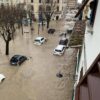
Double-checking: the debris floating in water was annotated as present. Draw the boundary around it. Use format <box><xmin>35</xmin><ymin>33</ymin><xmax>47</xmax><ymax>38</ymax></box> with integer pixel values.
<box><xmin>56</xmin><ymin>73</ymin><xmax>63</xmax><ymax>78</ymax></box>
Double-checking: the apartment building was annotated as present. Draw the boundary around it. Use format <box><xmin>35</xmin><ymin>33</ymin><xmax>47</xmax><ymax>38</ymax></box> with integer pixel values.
<box><xmin>72</xmin><ymin>0</ymin><xmax>100</xmax><ymax>100</ymax></box>
<box><xmin>0</xmin><ymin>0</ymin><xmax>66</xmax><ymax>20</ymax></box>
<box><xmin>23</xmin><ymin>0</ymin><xmax>64</xmax><ymax>20</ymax></box>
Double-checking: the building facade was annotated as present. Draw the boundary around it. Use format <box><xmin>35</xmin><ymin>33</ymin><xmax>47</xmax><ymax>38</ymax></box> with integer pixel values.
<box><xmin>24</xmin><ymin>0</ymin><xmax>65</xmax><ymax>20</ymax></box>
<box><xmin>73</xmin><ymin>0</ymin><xmax>100</xmax><ymax>100</ymax></box>
<box><xmin>0</xmin><ymin>0</ymin><xmax>64</xmax><ymax>20</ymax></box>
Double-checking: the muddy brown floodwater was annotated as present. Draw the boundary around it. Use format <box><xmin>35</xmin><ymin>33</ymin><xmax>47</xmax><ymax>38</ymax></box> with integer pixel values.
<box><xmin>0</xmin><ymin>20</ymin><xmax>77</xmax><ymax>100</ymax></box>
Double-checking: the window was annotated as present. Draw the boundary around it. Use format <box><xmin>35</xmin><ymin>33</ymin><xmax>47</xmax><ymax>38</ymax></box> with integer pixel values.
<box><xmin>35</xmin><ymin>39</ymin><xmax>40</xmax><ymax>42</ymax></box>
<box><xmin>46</xmin><ymin>6</ymin><xmax>51</xmax><ymax>11</ymax></box>
<box><xmin>89</xmin><ymin>0</ymin><xmax>98</xmax><ymax>26</ymax></box>
<box><xmin>55</xmin><ymin>49</ymin><xmax>62</xmax><ymax>52</ymax></box>
<box><xmin>41</xmin><ymin>38</ymin><xmax>44</xmax><ymax>41</ymax></box>
<box><xmin>46</xmin><ymin>0</ymin><xmax>50</xmax><ymax>3</ymax></box>
<box><xmin>39</xmin><ymin>5</ymin><xmax>43</xmax><ymax>12</ymax></box>
<box><xmin>57</xmin><ymin>6</ymin><xmax>59</xmax><ymax>11</ymax></box>
<box><xmin>31</xmin><ymin>0</ymin><xmax>33</xmax><ymax>3</ymax></box>
<box><xmin>39</xmin><ymin>0</ymin><xmax>41</xmax><ymax>3</ymax></box>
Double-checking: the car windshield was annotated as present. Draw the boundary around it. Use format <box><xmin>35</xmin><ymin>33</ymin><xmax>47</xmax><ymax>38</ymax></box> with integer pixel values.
<box><xmin>59</xmin><ymin>41</ymin><xmax>67</xmax><ymax>45</ymax></box>
<box><xmin>59</xmin><ymin>39</ymin><xmax>68</xmax><ymax>45</ymax></box>
<box><xmin>41</xmin><ymin>38</ymin><xmax>44</xmax><ymax>41</ymax></box>
<box><xmin>11</xmin><ymin>57</ymin><xmax>18</xmax><ymax>62</ymax></box>
<box><xmin>55</xmin><ymin>49</ymin><xmax>62</xmax><ymax>52</ymax></box>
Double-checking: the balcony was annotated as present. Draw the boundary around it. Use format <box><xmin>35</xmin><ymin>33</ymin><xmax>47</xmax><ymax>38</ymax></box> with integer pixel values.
<box><xmin>68</xmin><ymin>20</ymin><xmax>86</xmax><ymax>47</ymax></box>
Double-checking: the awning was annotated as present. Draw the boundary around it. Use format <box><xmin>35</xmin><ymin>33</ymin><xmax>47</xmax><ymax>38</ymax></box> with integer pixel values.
<box><xmin>75</xmin><ymin>0</ymin><xmax>90</xmax><ymax>18</ymax></box>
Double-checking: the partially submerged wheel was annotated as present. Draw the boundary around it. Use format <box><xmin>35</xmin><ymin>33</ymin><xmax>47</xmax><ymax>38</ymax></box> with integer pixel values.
<box><xmin>1</xmin><ymin>78</ymin><xmax>5</xmax><ymax>82</ymax></box>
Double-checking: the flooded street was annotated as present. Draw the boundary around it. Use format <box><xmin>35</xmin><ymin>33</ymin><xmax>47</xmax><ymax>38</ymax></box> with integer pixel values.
<box><xmin>0</xmin><ymin>20</ymin><xmax>77</xmax><ymax>100</ymax></box>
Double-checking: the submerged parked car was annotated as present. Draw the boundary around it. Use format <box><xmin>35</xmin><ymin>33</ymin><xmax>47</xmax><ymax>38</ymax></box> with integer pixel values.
<box><xmin>59</xmin><ymin>38</ymin><xmax>68</xmax><ymax>47</ymax></box>
<box><xmin>34</xmin><ymin>36</ymin><xmax>47</xmax><ymax>45</ymax></box>
<box><xmin>10</xmin><ymin>55</ymin><xmax>27</xmax><ymax>66</ymax></box>
<box><xmin>0</xmin><ymin>74</ymin><xmax>5</xmax><ymax>83</ymax></box>
<box><xmin>53</xmin><ymin>45</ymin><xmax>66</xmax><ymax>56</ymax></box>
<box><xmin>48</xmin><ymin>28</ymin><xmax>55</xmax><ymax>34</ymax></box>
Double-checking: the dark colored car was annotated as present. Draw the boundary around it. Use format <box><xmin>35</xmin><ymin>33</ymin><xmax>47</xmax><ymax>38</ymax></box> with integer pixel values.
<box><xmin>10</xmin><ymin>55</ymin><xmax>27</xmax><ymax>66</ymax></box>
<box><xmin>48</xmin><ymin>29</ymin><xmax>55</xmax><ymax>34</ymax></box>
<box><xmin>59</xmin><ymin>38</ymin><xmax>68</xmax><ymax>47</ymax></box>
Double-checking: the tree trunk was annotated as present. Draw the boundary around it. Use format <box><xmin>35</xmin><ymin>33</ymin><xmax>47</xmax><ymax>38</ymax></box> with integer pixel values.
<box><xmin>42</xmin><ymin>20</ymin><xmax>44</xmax><ymax>31</ymax></box>
<box><xmin>47</xmin><ymin>20</ymin><xmax>50</xmax><ymax>29</ymax></box>
<box><xmin>30</xmin><ymin>20</ymin><xmax>33</xmax><ymax>34</ymax></box>
<box><xmin>21</xmin><ymin>23</ymin><xmax>23</xmax><ymax>35</ymax></box>
<box><xmin>38</xmin><ymin>23</ymin><xmax>40</xmax><ymax>36</ymax></box>
<box><xmin>5</xmin><ymin>41</ymin><xmax>9</xmax><ymax>55</ymax></box>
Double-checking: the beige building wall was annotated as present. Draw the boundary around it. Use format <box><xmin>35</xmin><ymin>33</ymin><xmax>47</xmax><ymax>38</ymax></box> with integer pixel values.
<box><xmin>0</xmin><ymin>0</ymin><xmax>64</xmax><ymax>20</ymax></box>
<box><xmin>32</xmin><ymin>1</ymin><xmax>40</xmax><ymax>19</ymax></box>
<box><xmin>67</xmin><ymin>0</ymin><xmax>77</xmax><ymax>8</ymax></box>
<box><xmin>29</xmin><ymin>0</ymin><xmax>64</xmax><ymax>20</ymax></box>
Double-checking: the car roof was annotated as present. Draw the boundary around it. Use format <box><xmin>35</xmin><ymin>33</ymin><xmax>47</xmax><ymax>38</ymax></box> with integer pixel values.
<box><xmin>13</xmin><ymin>55</ymin><xmax>23</xmax><ymax>59</ymax></box>
<box><xmin>35</xmin><ymin>36</ymin><xmax>44</xmax><ymax>40</ymax></box>
<box><xmin>55</xmin><ymin>45</ymin><xmax>64</xmax><ymax>50</ymax></box>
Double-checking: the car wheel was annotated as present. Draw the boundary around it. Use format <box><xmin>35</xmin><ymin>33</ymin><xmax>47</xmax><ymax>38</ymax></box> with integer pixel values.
<box><xmin>1</xmin><ymin>78</ymin><xmax>5</xmax><ymax>82</ymax></box>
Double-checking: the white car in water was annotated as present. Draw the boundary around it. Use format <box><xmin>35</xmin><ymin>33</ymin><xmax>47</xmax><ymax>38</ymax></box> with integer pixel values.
<box><xmin>0</xmin><ymin>74</ymin><xmax>5</xmax><ymax>83</ymax></box>
<box><xmin>53</xmin><ymin>45</ymin><xmax>66</xmax><ymax>56</ymax></box>
<box><xmin>34</xmin><ymin>36</ymin><xmax>47</xmax><ymax>45</ymax></box>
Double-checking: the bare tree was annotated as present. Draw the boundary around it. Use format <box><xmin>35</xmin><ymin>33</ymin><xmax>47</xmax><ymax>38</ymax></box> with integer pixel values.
<box><xmin>27</xmin><ymin>7</ymin><xmax>35</xmax><ymax>34</ymax></box>
<box><xmin>0</xmin><ymin>5</ymin><xmax>26</xmax><ymax>55</ymax></box>
<box><xmin>40</xmin><ymin>0</ymin><xmax>57</xmax><ymax>29</ymax></box>
<box><xmin>16</xmin><ymin>3</ymin><xmax>27</xmax><ymax>35</ymax></box>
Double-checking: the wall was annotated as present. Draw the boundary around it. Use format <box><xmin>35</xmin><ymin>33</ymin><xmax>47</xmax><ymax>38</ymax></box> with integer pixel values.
<box><xmin>76</xmin><ymin>0</ymin><xmax>100</xmax><ymax>83</ymax></box>
<box><xmin>85</xmin><ymin>0</ymin><xmax>100</xmax><ymax>69</ymax></box>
